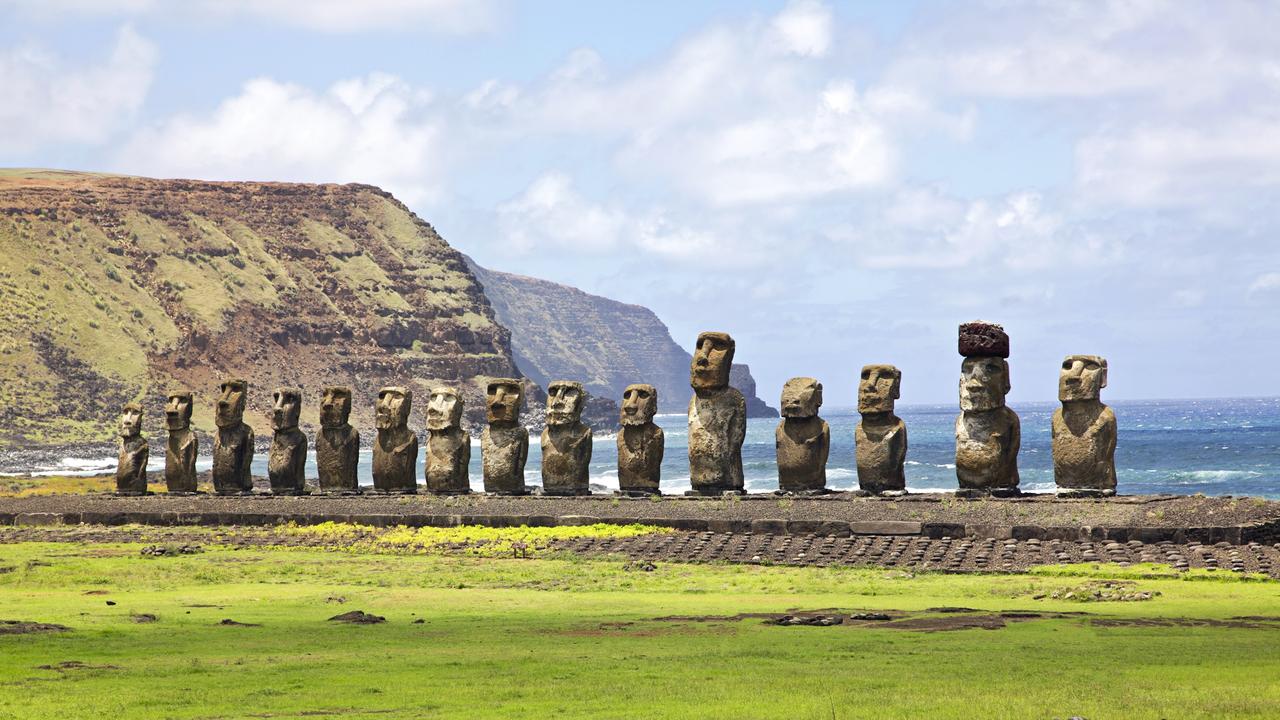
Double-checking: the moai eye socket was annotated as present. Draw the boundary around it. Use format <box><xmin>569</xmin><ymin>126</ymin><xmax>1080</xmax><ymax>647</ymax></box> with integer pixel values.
<box><xmin>636</xmin><ymin>389</ymin><xmax>649</xmax><ymax>399</ymax></box>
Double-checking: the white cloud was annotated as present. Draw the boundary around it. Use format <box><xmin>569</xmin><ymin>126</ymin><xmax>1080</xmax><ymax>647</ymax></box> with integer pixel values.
<box><xmin>1249</xmin><ymin>273</ymin><xmax>1280</xmax><ymax>295</ymax></box>
<box><xmin>0</xmin><ymin>25</ymin><xmax>155</xmax><ymax>152</ymax></box>
<box><xmin>0</xmin><ymin>0</ymin><xmax>497</xmax><ymax>34</ymax></box>
<box><xmin>769</xmin><ymin>0</ymin><xmax>833</xmax><ymax>58</ymax></box>
<box><xmin>117</xmin><ymin>73</ymin><xmax>443</xmax><ymax>204</ymax></box>
<box><xmin>496</xmin><ymin>172</ymin><xmax>627</xmax><ymax>253</ymax></box>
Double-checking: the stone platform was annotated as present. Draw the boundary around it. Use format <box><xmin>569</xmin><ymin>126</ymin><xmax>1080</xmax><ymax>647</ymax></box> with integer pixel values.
<box><xmin>2</xmin><ymin>492</ymin><xmax>1279</xmax><ymax>546</ymax></box>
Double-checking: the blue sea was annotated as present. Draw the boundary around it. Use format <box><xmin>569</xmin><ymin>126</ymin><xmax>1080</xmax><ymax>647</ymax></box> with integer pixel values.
<box><xmin>21</xmin><ymin>398</ymin><xmax>1280</xmax><ymax>499</ymax></box>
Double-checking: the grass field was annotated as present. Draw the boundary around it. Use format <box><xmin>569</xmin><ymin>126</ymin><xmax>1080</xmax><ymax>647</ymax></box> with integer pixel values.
<box><xmin>2</xmin><ymin>529</ymin><xmax>1279</xmax><ymax>719</ymax></box>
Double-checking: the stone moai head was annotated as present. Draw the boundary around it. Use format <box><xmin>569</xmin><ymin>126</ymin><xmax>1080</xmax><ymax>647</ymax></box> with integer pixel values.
<box><xmin>320</xmin><ymin>386</ymin><xmax>352</xmax><ymax>428</ymax></box>
<box><xmin>272</xmin><ymin>387</ymin><xmax>302</xmax><ymax>431</ymax></box>
<box><xmin>426</xmin><ymin>386</ymin><xmax>464</xmax><ymax>431</ymax></box>
<box><xmin>165</xmin><ymin>392</ymin><xmax>192</xmax><ymax>431</ymax></box>
<box><xmin>215</xmin><ymin>379</ymin><xmax>248</xmax><ymax>429</ymax></box>
<box><xmin>546</xmin><ymin>381</ymin><xmax>585</xmax><ymax>426</ymax></box>
<box><xmin>375</xmin><ymin>386</ymin><xmax>412</xmax><ymax>431</ymax></box>
<box><xmin>960</xmin><ymin>356</ymin><xmax>1011</xmax><ymax>412</ymax></box>
<box><xmin>858</xmin><ymin>364</ymin><xmax>901</xmax><ymax>414</ymax></box>
<box><xmin>485</xmin><ymin>378</ymin><xmax>523</xmax><ymax>425</ymax></box>
<box><xmin>620</xmin><ymin>384</ymin><xmax>657</xmax><ymax>426</ymax></box>
<box><xmin>780</xmin><ymin>377</ymin><xmax>822</xmax><ymax>418</ymax></box>
<box><xmin>691</xmin><ymin>331</ymin><xmax>735</xmax><ymax>392</ymax></box>
<box><xmin>1059</xmin><ymin>355</ymin><xmax>1107</xmax><ymax>403</ymax></box>
<box><xmin>119</xmin><ymin>402</ymin><xmax>143</xmax><ymax>438</ymax></box>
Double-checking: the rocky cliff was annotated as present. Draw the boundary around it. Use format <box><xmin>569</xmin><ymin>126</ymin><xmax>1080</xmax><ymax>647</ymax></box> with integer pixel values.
<box><xmin>0</xmin><ymin>170</ymin><xmax>560</xmax><ymax>445</ymax></box>
<box><xmin>466</xmin><ymin>261</ymin><xmax>779</xmax><ymax>417</ymax></box>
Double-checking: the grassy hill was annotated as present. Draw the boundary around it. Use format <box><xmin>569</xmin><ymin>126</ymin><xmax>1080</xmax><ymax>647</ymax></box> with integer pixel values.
<box><xmin>0</xmin><ymin>170</ymin><xmax>523</xmax><ymax>445</ymax></box>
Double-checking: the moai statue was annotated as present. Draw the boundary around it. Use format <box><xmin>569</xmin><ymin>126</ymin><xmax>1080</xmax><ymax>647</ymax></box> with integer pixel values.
<box><xmin>687</xmin><ymin>332</ymin><xmax>746</xmax><ymax>495</ymax></box>
<box><xmin>115</xmin><ymin>402</ymin><xmax>149</xmax><ymax>495</ymax></box>
<box><xmin>267</xmin><ymin>387</ymin><xmax>307</xmax><ymax>495</ymax></box>
<box><xmin>617</xmin><ymin>384</ymin><xmax>663</xmax><ymax>495</ymax></box>
<box><xmin>541</xmin><ymin>380</ymin><xmax>592</xmax><ymax>495</ymax></box>
<box><xmin>1052</xmin><ymin>355</ymin><xmax>1117</xmax><ymax>496</ymax></box>
<box><xmin>955</xmin><ymin>322</ymin><xmax>1020</xmax><ymax>495</ymax></box>
<box><xmin>425</xmin><ymin>386</ymin><xmax>471</xmax><ymax>494</ymax></box>
<box><xmin>212</xmin><ymin>379</ymin><xmax>254</xmax><ymax>495</ymax></box>
<box><xmin>775</xmin><ymin>377</ymin><xmax>830</xmax><ymax>494</ymax></box>
<box><xmin>164</xmin><ymin>392</ymin><xmax>199</xmax><ymax>494</ymax></box>
<box><xmin>482</xmin><ymin>378</ymin><xmax>529</xmax><ymax>494</ymax></box>
<box><xmin>372</xmin><ymin>386</ymin><xmax>417</xmax><ymax>493</ymax></box>
<box><xmin>855</xmin><ymin>365</ymin><xmax>907</xmax><ymax>495</ymax></box>
<box><xmin>316</xmin><ymin>386</ymin><xmax>360</xmax><ymax>493</ymax></box>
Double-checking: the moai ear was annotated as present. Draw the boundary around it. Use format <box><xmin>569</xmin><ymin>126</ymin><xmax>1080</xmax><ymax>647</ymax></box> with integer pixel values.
<box><xmin>892</xmin><ymin>369</ymin><xmax>902</xmax><ymax>400</ymax></box>
<box><xmin>1001</xmin><ymin>360</ymin><xmax>1012</xmax><ymax>395</ymax></box>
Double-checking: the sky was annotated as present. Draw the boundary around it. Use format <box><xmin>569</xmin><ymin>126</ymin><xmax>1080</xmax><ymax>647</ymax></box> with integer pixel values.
<box><xmin>2</xmin><ymin>0</ymin><xmax>1279</xmax><ymax>406</ymax></box>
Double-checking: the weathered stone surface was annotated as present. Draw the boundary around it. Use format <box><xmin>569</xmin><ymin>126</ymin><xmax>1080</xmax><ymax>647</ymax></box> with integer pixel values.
<box><xmin>688</xmin><ymin>332</ymin><xmax>746</xmax><ymax>495</ymax></box>
<box><xmin>541</xmin><ymin>381</ymin><xmax>592</xmax><ymax>495</ymax></box>
<box><xmin>163</xmin><ymin>392</ymin><xmax>198</xmax><ymax>494</ymax></box>
<box><xmin>212</xmin><ymin>379</ymin><xmax>254</xmax><ymax>495</ymax></box>
<box><xmin>482</xmin><ymin>378</ymin><xmax>528</xmax><ymax>494</ymax></box>
<box><xmin>425</xmin><ymin>386</ymin><xmax>471</xmax><ymax>494</ymax></box>
<box><xmin>268</xmin><ymin>387</ymin><xmax>307</xmax><ymax>495</ymax></box>
<box><xmin>776</xmin><ymin>377</ymin><xmax>829</xmax><ymax>493</ymax></box>
<box><xmin>372</xmin><ymin>386</ymin><xmax>417</xmax><ymax>494</ymax></box>
<box><xmin>958</xmin><ymin>321</ymin><xmax>1010</xmax><ymax>358</ymax></box>
<box><xmin>856</xmin><ymin>364</ymin><xmax>907</xmax><ymax>494</ymax></box>
<box><xmin>618</xmin><ymin>384</ymin><xmax>663</xmax><ymax>494</ymax></box>
<box><xmin>115</xmin><ymin>403</ymin><xmax>148</xmax><ymax>495</ymax></box>
<box><xmin>1053</xmin><ymin>355</ymin><xmax>1117</xmax><ymax>492</ymax></box>
<box><xmin>316</xmin><ymin>386</ymin><xmax>359</xmax><ymax>493</ymax></box>
<box><xmin>956</xmin><ymin>353</ymin><xmax>1020</xmax><ymax>492</ymax></box>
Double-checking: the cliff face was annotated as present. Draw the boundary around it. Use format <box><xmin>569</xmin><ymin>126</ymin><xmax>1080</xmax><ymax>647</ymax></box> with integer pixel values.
<box><xmin>0</xmin><ymin>170</ymin><xmax>529</xmax><ymax>444</ymax></box>
<box><xmin>466</xmin><ymin>260</ymin><xmax>779</xmax><ymax>417</ymax></box>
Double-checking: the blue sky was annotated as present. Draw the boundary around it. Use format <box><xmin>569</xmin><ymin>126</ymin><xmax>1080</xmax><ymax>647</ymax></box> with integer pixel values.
<box><xmin>3</xmin><ymin>0</ymin><xmax>1279</xmax><ymax>406</ymax></box>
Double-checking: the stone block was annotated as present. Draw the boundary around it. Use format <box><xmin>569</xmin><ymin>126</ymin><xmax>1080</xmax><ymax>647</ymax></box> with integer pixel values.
<box><xmin>958</xmin><ymin>321</ymin><xmax>1009</xmax><ymax>357</ymax></box>
<box><xmin>16</xmin><ymin>513</ymin><xmax>64</xmax><ymax>526</ymax></box>
<box><xmin>750</xmin><ymin>519</ymin><xmax>788</xmax><ymax>535</ymax></box>
<box><xmin>849</xmin><ymin>521</ymin><xmax>922</xmax><ymax>536</ymax></box>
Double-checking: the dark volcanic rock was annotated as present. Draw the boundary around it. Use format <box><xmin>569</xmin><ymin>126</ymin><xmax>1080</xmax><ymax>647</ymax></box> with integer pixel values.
<box><xmin>958</xmin><ymin>321</ymin><xmax>1010</xmax><ymax>358</ymax></box>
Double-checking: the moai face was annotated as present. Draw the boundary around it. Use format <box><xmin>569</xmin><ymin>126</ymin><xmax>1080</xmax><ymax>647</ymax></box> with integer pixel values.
<box><xmin>1059</xmin><ymin>355</ymin><xmax>1107</xmax><ymax>402</ymax></box>
<box><xmin>858</xmin><ymin>365</ymin><xmax>901</xmax><ymax>414</ymax></box>
<box><xmin>320</xmin><ymin>386</ymin><xmax>352</xmax><ymax>428</ymax></box>
<box><xmin>486</xmin><ymin>379</ymin><xmax>523</xmax><ymax>424</ymax></box>
<box><xmin>426</xmin><ymin>386</ymin><xmax>464</xmax><ymax>431</ymax></box>
<box><xmin>690</xmin><ymin>331</ymin><xmax>735</xmax><ymax>391</ymax></box>
<box><xmin>165</xmin><ymin>392</ymin><xmax>192</xmax><ymax>431</ymax></box>
<box><xmin>780</xmin><ymin>377</ymin><xmax>822</xmax><ymax>418</ymax></box>
<box><xmin>119</xmin><ymin>403</ymin><xmax>143</xmax><ymax>438</ymax></box>
<box><xmin>272</xmin><ymin>388</ymin><xmax>302</xmax><ymax>431</ymax></box>
<box><xmin>959</xmin><ymin>356</ymin><xmax>1011</xmax><ymax>412</ymax></box>
<box><xmin>620</xmin><ymin>384</ymin><xmax>657</xmax><ymax>426</ymax></box>
<box><xmin>215</xmin><ymin>379</ymin><xmax>247</xmax><ymax>428</ymax></box>
<box><xmin>375</xmin><ymin>387</ymin><xmax>412</xmax><ymax>431</ymax></box>
<box><xmin>546</xmin><ymin>381</ymin><xmax>585</xmax><ymax>426</ymax></box>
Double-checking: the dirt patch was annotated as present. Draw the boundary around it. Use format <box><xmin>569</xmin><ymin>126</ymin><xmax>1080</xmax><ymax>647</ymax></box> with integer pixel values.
<box><xmin>327</xmin><ymin>610</ymin><xmax>385</xmax><ymax>625</ymax></box>
<box><xmin>130</xmin><ymin>613</ymin><xmax>158</xmax><ymax>623</ymax></box>
<box><xmin>218</xmin><ymin>619</ymin><xmax>260</xmax><ymax>627</ymax></box>
<box><xmin>35</xmin><ymin>660</ymin><xmax>119</xmax><ymax>671</ymax></box>
<box><xmin>0</xmin><ymin>620</ymin><xmax>70</xmax><ymax>635</ymax></box>
<box><xmin>884</xmin><ymin>615</ymin><xmax>1009</xmax><ymax>632</ymax></box>
<box><xmin>927</xmin><ymin>606</ymin><xmax>980</xmax><ymax>613</ymax></box>
<box><xmin>1091</xmin><ymin>617</ymin><xmax>1280</xmax><ymax>629</ymax></box>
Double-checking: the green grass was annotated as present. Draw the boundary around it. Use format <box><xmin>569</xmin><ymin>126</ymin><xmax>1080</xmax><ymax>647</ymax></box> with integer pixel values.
<box><xmin>1</xmin><ymin>536</ymin><xmax>1279</xmax><ymax>719</ymax></box>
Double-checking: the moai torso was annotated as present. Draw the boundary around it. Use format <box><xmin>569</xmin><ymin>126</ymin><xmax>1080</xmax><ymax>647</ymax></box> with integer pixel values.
<box><xmin>316</xmin><ymin>387</ymin><xmax>359</xmax><ymax>493</ymax></box>
<box><xmin>212</xmin><ymin>379</ymin><xmax>254</xmax><ymax>495</ymax></box>
<box><xmin>541</xmin><ymin>381</ymin><xmax>592</xmax><ymax>495</ymax></box>
<box><xmin>425</xmin><ymin>386</ymin><xmax>471</xmax><ymax>494</ymax></box>
<box><xmin>482</xmin><ymin>379</ymin><xmax>528</xmax><ymax>494</ymax></box>
<box><xmin>116</xmin><ymin>403</ymin><xmax>149</xmax><ymax>495</ymax></box>
<box><xmin>775</xmin><ymin>377</ymin><xmax>828</xmax><ymax>493</ymax></box>
<box><xmin>482</xmin><ymin>425</ymin><xmax>528</xmax><ymax>493</ymax></box>
<box><xmin>855</xmin><ymin>365</ymin><xmax>907</xmax><ymax>494</ymax></box>
<box><xmin>372</xmin><ymin>387</ymin><xmax>418</xmax><ymax>493</ymax></box>
<box><xmin>1052</xmin><ymin>355</ymin><xmax>1117</xmax><ymax>493</ymax></box>
<box><xmin>688</xmin><ymin>332</ymin><xmax>746</xmax><ymax>495</ymax></box>
<box><xmin>618</xmin><ymin>384</ymin><xmax>663</xmax><ymax>495</ymax></box>
<box><xmin>163</xmin><ymin>392</ymin><xmax>198</xmax><ymax>493</ymax></box>
<box><xmin>955</xmin><ymin>407</ymin><xmax>1020</xmax><ymax>489</ymax></box>
<box><xmin>955</xmin><ymin>324</ymin><xmax>1020</xmax><ymax>493</ymax></box>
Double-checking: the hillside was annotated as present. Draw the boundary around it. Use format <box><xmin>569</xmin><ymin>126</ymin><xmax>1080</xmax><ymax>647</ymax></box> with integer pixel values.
<box><xmin>0</xmin><ymin>170</ymin><xmax>536</xmax><ymax>445</ymax></box>
<box><xmin>466</xmin><ymin>261</ymin><xmax>778</xmax><ymax>417</ymax></box>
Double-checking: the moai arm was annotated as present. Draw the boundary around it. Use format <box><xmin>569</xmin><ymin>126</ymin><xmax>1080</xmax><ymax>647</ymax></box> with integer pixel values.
<box><xmin>517</xmin><ymin>430</ymin><xmax>529</xmax><ymax>468</ymax></box>
<box><xmin>654</xmin><ymin>426</ymin><xmax>665</xmax><ymax>466</ymax></box>
<box><xmin>243</xmin><ymin>425</ymin><xmax>256</xmax><ymax>478</ymax></box>
<box><xmin>583</xmin><ymin>429</ymin><xmax>593</xmax><ymax>465</ymax></box>
<box><xmin>894</xmin><ymin>422</ymin><xmax>908</xmax><ymax>470</ymax></box>
<box><xmin>731</xmin><ymin>392</ymin><xmax>747</xmax><ymax>448</ymax></box>
<box><xmin>818</xmin><ymin>420</ymin><xmax>830</xmax><ymax>468</ymax></box>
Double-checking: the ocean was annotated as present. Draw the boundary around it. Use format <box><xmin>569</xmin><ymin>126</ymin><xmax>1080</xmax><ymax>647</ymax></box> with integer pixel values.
<box><xmin>19</xmin><ymin>397</ymin><xmax>1280</xmax><ymax>499</ymax></box>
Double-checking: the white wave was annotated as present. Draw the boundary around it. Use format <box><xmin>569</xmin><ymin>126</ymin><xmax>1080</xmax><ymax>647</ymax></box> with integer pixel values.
<box><xmin>826</xmin><ymin>468</ymin><xmax>856</xmax><ymax>479</ymax></box>
<box><xmin>1170</xmin><ymin>470</ymin><xmax>1263</xmax><ymax>483</ymax></box>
